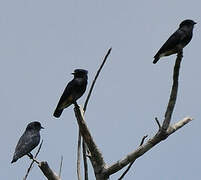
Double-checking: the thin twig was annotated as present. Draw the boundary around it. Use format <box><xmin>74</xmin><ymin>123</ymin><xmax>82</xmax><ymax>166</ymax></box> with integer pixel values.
<box><xmin>59</xmin><ymin>156</ymin><xmax>63</xmax><ymax>178</ymax></box>
<box><xmin>140</xmin><ymin>135</ymin><xmax>148</xmax><ymax>146</ymax></box>
<box><xmin>118</xmin><ymin>135</ymin><xmax>148</xmax><ymax>180</ymax></box>
<box><xmin>77</xmin><ymin>132</ymin><xmax>82</xmax><ymax>180</ymax></box>
<box><xmin>83</xmin><ymin>48</ymin><xmax>112</xmax><ymax>112</ymax></box>
<box><xmin>82</xmin><ymin>141</ymin><xmax>88</xmax><ymax>180</ymax></box>
<box><xmin>155</xmin><ymin>117</ymin><xmax>161</xmax><ymax>130</ymax></box>
<box><xmin>23</xmin><ymin>140</ymin><xmax>43</xmax><ymax>180</ymax></box>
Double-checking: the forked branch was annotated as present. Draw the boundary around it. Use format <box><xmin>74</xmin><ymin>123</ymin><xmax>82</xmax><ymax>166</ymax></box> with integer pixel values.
<box><xmin>74</xmin><ymin>104</ymin><xmax>106</xmax><ymax>174</ymax></box>
<box><xmin>73</xmin><ymin>50</ymin><xmax>193</xmax><ymax>180</ymax></box>
<box><xmin>76</xmin><ymin>48</ymin><xmax>112</xmax><ymax>180</ymax></box>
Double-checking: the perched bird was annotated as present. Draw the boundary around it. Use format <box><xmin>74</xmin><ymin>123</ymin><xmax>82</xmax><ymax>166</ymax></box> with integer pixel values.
<box><xmin>53</xmin><ymin>69</ymin><xmax>88</xmax><ymax>118</ymax></box>
<box><xmin>153</xmin><ymin>19</ymin><xmax>196</xmax><ymax>64</ymax></box>
<box><xmin>11</xmin><ymin>121</ymin><xmax>44</xmax><ymax>163</ymax></box>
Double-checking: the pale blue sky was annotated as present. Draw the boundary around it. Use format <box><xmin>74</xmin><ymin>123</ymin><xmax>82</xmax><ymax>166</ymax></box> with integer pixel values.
<box><xmin>1</xmin><ymin>0</ymin><xmax>200</xmax><ymax>179</ymax></box>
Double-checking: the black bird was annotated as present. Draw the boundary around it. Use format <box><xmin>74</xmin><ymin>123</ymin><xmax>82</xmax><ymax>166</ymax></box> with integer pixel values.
<box><xmin>11</xmin><ymin>121</ymin><xmax>44</xmax><ymax>163</ymax></box>
<box><xmin>153</xmin><ymin>19</ymin><xmax>196</xmax><ymax>64</ymax></box>
<box><xmin>53</xmin><ymin>69</ymin><xmax>88</xmax><ymax>118</ymax></box>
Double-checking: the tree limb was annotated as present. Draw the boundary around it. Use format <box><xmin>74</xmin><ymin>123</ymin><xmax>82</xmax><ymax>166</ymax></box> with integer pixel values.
<box><xmin>77</xmin><ymin>48</ymin><xmax>112</xmax><ymax>179</ymax></box>
<box><xmin>38</xmin><ymin>161</ymin><xmax>61</xmax><ymax>180</ymax></box>
<box><xmin>167</xmin><ymin>117</ymin><xmax>193</xmax><ymax>134</ymax></box>
<box><xmin>82</xmin><ymin>140</ymin><xmax>89</xmax><ymax>180</ymax></box>
<box><xmin>83</xmin><ymin>47</ymin><xmax>112</xmax><ymax>112</ymax></box>
<box><xmin>77</xmin><ymin>132</ymin><xmax>82</xmax><ymax>180</ymax></box>
<box><xmin>74</xmin><ymin>104</ymin><xmax>106</xmax><ymax>174</ymax></box>
<box><xmin>103</xmin><ymin>52</ymin><xmax>191</xmax><ymax>177</ymax></box>
<box><xmin>118</xmin><ymin>135</ymin><xmax>148</xmax><ymax>180</ymax></box>
<box><xmin>73</xmin><ymin>50</ymin><xmax>192</xmax><ymax>180</ymax></box>
<box><xmin>104</xmin><ymin>117</ymin><xmax>192</xmax><ymax>176</ymax></box>
<box><xmin>162</xmin><ymin>51</ymin><xmax>183</xmax><ymax>131</ymax></box>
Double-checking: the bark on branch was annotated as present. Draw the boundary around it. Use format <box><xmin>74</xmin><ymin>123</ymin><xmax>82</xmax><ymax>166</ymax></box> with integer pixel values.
<box><xmin>38</xmin><ymin>161</ymin><xmax>61</xmax><ymax>180</ymax></box>
<box><xmin>74</xmin><ymin>104</ymin><xmax>106</xmax><ymax>176</ymax></box>
<box><xmin>162</xmin><ymin>51</ymin><xmax>183</xmax><ymax>130</ymax></box>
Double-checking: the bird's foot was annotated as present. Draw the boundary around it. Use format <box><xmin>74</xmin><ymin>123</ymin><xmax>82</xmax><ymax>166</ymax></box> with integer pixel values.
<box><xmin>27</xmin><ymin>153</ymin><xmax>33</xmax><ymax>159</ymax></box>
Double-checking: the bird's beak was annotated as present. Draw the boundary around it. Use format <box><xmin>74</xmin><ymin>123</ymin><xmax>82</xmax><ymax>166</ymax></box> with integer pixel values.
<box><xmin>71</xmin><ymin>72</ymin><xmax>75</xmax><ymax>75</ymax></box>
<box><xmin>41</xmin><ymin>126</ymin><xmax>44</xmax><ymax>129</ymax></box>
<box><xmin>194</xmin><ymin>22</ymin><xmax>197</xmax><ymax>25</ymax></box>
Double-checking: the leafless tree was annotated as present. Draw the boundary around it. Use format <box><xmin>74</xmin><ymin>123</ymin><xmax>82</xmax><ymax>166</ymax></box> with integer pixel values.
<box><xmin>24</xmin><ymin>49</ymin><xmax>192</xmax><ymax>180</ymax></box>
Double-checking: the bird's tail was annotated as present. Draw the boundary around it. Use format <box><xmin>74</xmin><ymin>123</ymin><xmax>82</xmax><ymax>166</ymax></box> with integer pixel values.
<box><xmin>53</xmin><ymin>108</ymin><xmax>63</xmax><ymax>118</ymax></box>
<box><xmin>11</xmin><ymin>158</ymin><xmax>17</xmax><ymax>163</ymax></box>
<box><xmin>153</xmin><ymin>55</ymin><xmax>160</xmax><ymax>64</ymax></box>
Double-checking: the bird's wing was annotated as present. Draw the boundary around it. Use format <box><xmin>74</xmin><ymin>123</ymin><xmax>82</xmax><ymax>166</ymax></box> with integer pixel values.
<box><xmin>55</xmin><ymin>79</ymin><xmax>75</xmax><ymax>110</ymax></box>
<box><xmin>154</xmin><ymin>29</ymin><xmax>184</xmax><ymax>57</ymax></box>
<box><xmin>13</xmin><ymin>131</ymin><xmax>40</xmax><ymax>159</ymax></box>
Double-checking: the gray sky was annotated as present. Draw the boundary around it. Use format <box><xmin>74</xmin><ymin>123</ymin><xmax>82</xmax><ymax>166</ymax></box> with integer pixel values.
<box><xmin>1</xmin><ymin>0</ymin><xmax>200</xmax><ymax>179</ymax></box>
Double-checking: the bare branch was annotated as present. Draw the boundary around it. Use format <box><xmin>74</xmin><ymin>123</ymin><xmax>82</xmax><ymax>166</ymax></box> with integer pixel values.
<box><xmin>104</xmin><ymin>116</ymin><xmax>192</xmax><ymax>176</ymax></box>
<box><xmin>118</xmin><ymin>135</ymin><xmax>148</xmax><ymax>180</ymax></box>
<box><xmin>167</xmin><ymin>117</ymin><xmax>193</xmax><ymax>134</ymax></box>
<box><xmin>82</xmin><ymin>141</ymin><xmax>89</xmax><ymax>180</ymax></box>
<box><xmin>59</xmin><ymin>156</ymin><xmax>63</xmax><ymax>178</ymax></box>
<box><xmin>162</xmin><ymin>51</ymin><xmax>183</xmax><ymax>130</ymax></box>
<box><xmin>73</xmin><ymin>49</ymin><xmax>190</xmax><ymax>180</ymax></box>
<box><xmin>39</xmin><ymin>161</ymin><xmax>61</xmax><ymax>180</ymax></box>
<box><xmin>77</xmin><ymin>132</ymin><xmax>82</xmax><ymax>180</ymax></box>
<box><xmin>23</xmin><ymin>140</ymin><xmax>43</xmax><ymax>180</ymax></box>
<box><xmin>83</xmin><ymin>48</ymin><xmax>112</xmax><ymax>112</ymax></box>
<box><xmin>103</xmin><ymin>52</ymin><xmax>190</xmax><ymax>177</ymax></box>
<box><xmin>74</xmin><ymin>104</ymin><xmax>106</xmax><ymax>174</ymax></box>
<box><xmin>101</xmin><ymin>52</ymin><xmax>193</xmax><ymax>178</ymax></box>
<box><xmin>78</xmin><ymin>48</ymin><xmax>111</xmax><ymax>180</ymax></box>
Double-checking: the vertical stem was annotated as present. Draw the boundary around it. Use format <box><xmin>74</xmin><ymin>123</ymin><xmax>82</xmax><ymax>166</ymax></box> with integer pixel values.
<box><xmin>162</xmin><ymin>51</ymin><xmax>183</xmax><ymax>130</ymax></box>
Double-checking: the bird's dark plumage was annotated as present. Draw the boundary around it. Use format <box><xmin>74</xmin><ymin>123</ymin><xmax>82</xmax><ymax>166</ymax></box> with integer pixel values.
<box><xmin>11</xmin><ymin>121</ymin><xmax>44</xmax><ymax>163</ymax></box>
<box><xmin>53</xmin><ymin>69</ymin><xmax>88</xmax><ymax>118</ymax></box>
<box><xmin>153</xmin><ymin>19</ymin><xmax>196</xmax><ymax>64</ymax></box>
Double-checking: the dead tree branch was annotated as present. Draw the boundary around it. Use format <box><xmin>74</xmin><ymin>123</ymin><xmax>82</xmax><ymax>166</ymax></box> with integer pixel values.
<box><xmin>77</xmin><ymin>132</ymin><xmax>82</xmax><ymax>180</ymax></box>
<box><xmin>103</xmin><ymin>52</ymin><xmax>191</xmax><ymax>177</ymax></box>
<box><xmin>155</xmin><ymin>117</ymin><xmax>161</xmax><ymax>130</ymax></box>
<box><xmin>162</xmin><ymin>51</ymin><xmax>183</xmax><ymax>131</ymax></box>
<box><xmin>118</xmin><ymin>135</ymin><xmax>148</xmax><ymax>180</ymax></box>
<box><xmin>72</xmin><ymin>49</ymin><xmax>192</xmax><ymax>180</ymax></box>
<box><xmin>39</xmin><ymin>161</ymin><xmax>61</xmax><ymax>180</ymax></box>
<box><xmin>82</xmin><ymin>140</ymin><xmax>89</xmax><ymax>180</ymax></box>
<box><xmin>74</xmin><ymin>104</ymin><xmax>107</xmax><ymax>178</ymax></box>
<box><xmin>59</xmin><ymin>156</ymin><xmax>63</xmax><ymax>178</ymax></box>
<box><xmin>104</xmin><ymin>117</ymin><xmax>192</xmax><ymax>176</ymax></box>
<box><xmin>76</xmin><ymin>48</ymin><xmax>112</xmax><ymax>180</ymax></box>
<box><xmin>167</xmin><ymin>117</ymin><xmax>193</xmax><ymax>134</ymax></box>
<box><xmin>83</xmin><ymin>47</ymin><xmax>112</xmax><ymax>112</ymax></box>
